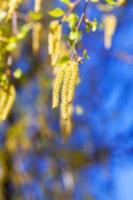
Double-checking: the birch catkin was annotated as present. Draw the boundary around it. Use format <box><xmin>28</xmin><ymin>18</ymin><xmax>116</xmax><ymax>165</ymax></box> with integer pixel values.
<box><xmin>34</xmin><ymin>0</ymin><xmax>42</xmax><ymax>12</ymax></box>
<box><xmin>32</xmin><ymin>22</ymin><xmax>42</xmax><ymax>53</ymax></box>
<box><xmin>103</xmin><ymin>15</ymin><xmax>117</xmax><ymax>49</ymax></box>
<box><xmin>48</xmin><ymin>20</ymin><xmax>80</xmax><ymax>136</ymax></box>
<box><xmin>32</xmin><ymin>0</ymin><xmax>42</xmax><ymax>53</ymax></box>
<box><xmin>68</xmin><ymin>61</ymin><xmax>79</xmax><ymax>103</ymax></box>
<box><xmin>48</xmin><ymin>21</ymin><xmax>62</xmax><ymax>66</ymax></box>
<box><xmin>1</xmin><ymin>85</ymin><xmax>16</xmax><ymax>121</ymax></box>
<box><xmin>52</xmin><ymin>66</ymin><xmax>65</xmax><ymax>109</ymax></box>
<box><xmin>61</xmin><ymin>64</ymin><xmax>71</xmax><ymax>120</ymax></box>
<box><xmin>0</xmin><ymin>88</ymin><xmax>7</xmax><ymax>119</ymax></box>
<box><xmin>60</xmin><ymin>103</ymin><xmax>73</xmax><ymax>138</ymax></box>
<box><xmin>0</xmin><ymin>85</ymin><xmax>16</xmax><ymax>121</ymax></box>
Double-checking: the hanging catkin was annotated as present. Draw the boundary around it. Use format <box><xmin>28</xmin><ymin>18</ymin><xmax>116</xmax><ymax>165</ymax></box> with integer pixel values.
<box><xmin>34</xmin><ymin>0</ymin><xmax>42</xmax><ymax>12</ymax></box>
<box><xmin>0</xmin><ymin>88</ymin><xmax>7</xmax><ymax>119</ymax></box>
<box><xmin>68</xmin><ymin>61</ymin><xmax>79</xmax><ymax>103</ymax></box>
<box><xmin>60</xmin><ymin>103</ymin><xmax>73</xmax><ymax>138</ymax></box>
<box><xmin>32</xmin><ymin>22</ymin><xmax>42</xmax><ymax>53</ymax></box>
<box><xmin>0</xmin><ymin>85</ymin><xmax>16</xmax><ymax>121</ymax></box>
<box><xmin>48</xmin><ymin>21</ymin><xmax>62</xmax><ymax>66</ymax></box>
<box><xmin>61</xmin><ymin>64</ymin><xmax>71</xmax><ymax>120</ymax></box>
<box><xmin>32</xmin><ymin>0</ymin><xmax>42</xmax><ymax>53</ymax></box>
<box><xmin>103</xmin><ymin>15</ymin><xmax>117</xmax><ymax>49</ymax></box>
<box><xmin>52</xmin><ymin>66</ymin><xmax>65</xmax><ymax>109</ymax></box>
<box><xmin>48</xmin><ymin>20</ymin><xmax>80</xmax><ymax>136</ymax></box>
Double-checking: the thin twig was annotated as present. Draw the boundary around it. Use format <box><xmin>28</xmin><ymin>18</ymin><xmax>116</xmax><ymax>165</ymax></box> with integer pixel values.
<box><xmin>62</xmin><ymin>0</ymin><xmax>81</xmax><ymax>20</ymax></box>
<box><xmin>71</xmin><ymin>0</ymin><xmax>89</xmax><ymax>59</ymax></box>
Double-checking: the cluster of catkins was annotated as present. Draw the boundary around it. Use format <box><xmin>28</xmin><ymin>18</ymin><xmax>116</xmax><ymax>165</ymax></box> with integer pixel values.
<box><xmin>48</xmin><ymin>21</ymin><xmax>79</xmax><ymax>136</ymax></box>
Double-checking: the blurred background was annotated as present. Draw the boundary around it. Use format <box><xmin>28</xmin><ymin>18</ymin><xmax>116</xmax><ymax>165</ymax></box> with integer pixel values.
<box><xmin>0</xmin><ymin>0</ymin><xmax>133</xmax><ymax>199</ymax></box>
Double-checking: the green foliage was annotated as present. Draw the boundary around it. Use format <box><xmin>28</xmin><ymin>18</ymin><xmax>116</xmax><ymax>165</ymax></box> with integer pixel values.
<box><xmin>0</xmin><ymin>0</ymin><xmax>119</xmax><ymax>128</ymax></box>
<box><xmin>48</xmin><ymin>8</ymin><xmax>65</xmax><ymax>18</ymax></box>
<box><xmin>105</xmin><ymin>0</ymin><xmax>118</xmax><ymax>5</ymax></box>
<box><xmin>60</xmin><ymin>0</ymin><xmax>70</xmax><ymax>5</ymax></box>
<box><xmin>83</xmin><ymin>49</ymin><xmax>90</xmax><ymax>60</ymax></box>
<box><xmin>28</xmin><ymin>11</ymin><xmax>43</xmax><ymax>21</ymax></box>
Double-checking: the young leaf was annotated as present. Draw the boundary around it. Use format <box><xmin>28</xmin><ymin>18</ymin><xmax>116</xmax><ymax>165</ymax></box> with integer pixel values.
<box><xmin>48</xmin><ymin>8</ymin><xmax>65</xmax><ymax>18</ymax></box>
<box><xmin>60</xmin><ymin>0</ymin><xmax>70</xmax><ymax>5</ymax></box>
<box><xmin>83</xmin><ymin>49</ymin><xmax>90</xmax><ymax>59</ymax></box>
<box><xmin>67</xmin><ymin>13</ymin><xmax>79</xmax><ymax>29</ymax></box>
<box><xmin>105</xmin><ymin>0</ymin><xmax>117</xmax><ymax>5</ymax></box>
<box><xmin>69</xmin><ymin>30</ymin><xmax>80</xmax><ymax>41</ymax></box>
<box><xmin>56</xmin><ymin>55</ymin><xmax>70</xmax><ymax>66</ymax></box>
<box><xmin>13</xmin><ymin>69</ymin><xmax>22</xmax><ymax>79</ymax></box>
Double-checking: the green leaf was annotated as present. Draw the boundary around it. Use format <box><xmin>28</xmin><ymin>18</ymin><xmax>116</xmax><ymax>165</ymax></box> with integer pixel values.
<box><xmin>85</xmin><ymin>23</ymin><xmax>92</xmax><ymax>32</ymax></box>
<box><xmin>55</xmin><ymin>55</ymin><xmax>69</xmax><ymax>65</ymax></box>
<box><xmin>60</xmin><ymin>0</ymin><xmax>70</xmax><ymax>5</ymax></box>
<box><xmin>48</xmin><ymin>8</ymin><xmax>65</xmax><ymax>18</ymax></box>
<box><xmin>90</xmin><ymin>0</ymin><xmax>99</xmax><ymax>2</ymax></box>
<box><xmin>28</xmin><ymin>11</ymin><xmax>42</xmax><ymax>21</ymax></box>
<box><xmin>6</xmin><ymin>37</ymin><xmax>17</xmax><ymax>52</ymax></box>
<box><xmin>13</xmin><ymin>68</ymin><xmax>22</xmax><ymax>79</ymax></box>
<box><xmin>69</xmin><ymin>30</ymin><xmax>81</xmax><ymax>41</ymax></box>
<box><xmin>92</xmin><ymin>18</ymin><xmax>97</xmax><ymax>32</ymax></box>
<box><xmin>105</xmin><ymin>0</ymin><xmax>118</xmax><ymax>5</ymax></box>
<box><xmin>6</xmin><ymin>42</ymin><xmax>17</xmax><ymax>52</ymax></box>
<box><xmin>17</xmin><ymin>24</ymin><xmax>31</xmax><ymax>40</ymax></box>
<box><xmin>83</xmin><ymin>49</ymin><xmax>90</xmax><ymax>59</ymax></box>
<box><xmin>67</xmin><ymin>13</ymin><xmax>79</xmax><ymax>29</ymax></box>
<box><xmin>85</xmin><ymin>19</ymin><xmax>97</xmax><ymax>32</ymax></box>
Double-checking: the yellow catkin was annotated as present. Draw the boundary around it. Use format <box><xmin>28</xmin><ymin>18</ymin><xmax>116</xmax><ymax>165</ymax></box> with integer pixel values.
<box><xmin>68</xmin><ymin>61</ymin><xmax>79</xmax><ymax>103</ymax></box>
<box><xmin>32</xmin><ymin>22</ymin><xmax>42</xmax><ymax>53</ymax></box>
<box><xmin>60</xmin><ymin>103</ymin><xmax>73</xmax><ymax>138</ymax></box>
<box><xmin>48</xmin><ymin>21</ymin><xmax>61</xmax><ymax>55</ymax></box>
<box><xmin>48</xmin><ymin>21</ymin><xmax>62</xmax><ymax>66</ymax></box>
<box><xmin>61</xmin><ymin>64</ymin><xmax>71</xmax><ymax>120</ymax></box>
<box><xmin>48</xmin><ymin>32</ymin><xmax>54</xmax><ymax>56</ymax></box>
<box><xmin>103</xmin><ymin>15</ymin><xmax>117</xmax><ymax>49</ymax></box>
<box><xmin>52</xmin><ymin>66</ymin><xmax>65</xmax><ymax>109</ymax></box>
<box><xmin>6</xmin><ymin>0</ymin><xmax>22</xmax><ymax>21</ymax></box>
<box><xmin>0</xmin><ymin>88</ymin><xmax>7</xmax><ymax>120</ymax></box>
<box><xmin>1</xmin><ymin>85</ymin><xmax>16</xmax><ymax>121</ymax></box>
<box><xmin>48</xmin><ymin>22</ymin><xmax>79</xmax><ymax>136</ymax></box>
<box><xmin>34</xmin><ymin>0</ymin><xmax>42</xmax><ymax>12</ymax></box>
<box><xmin>32</xmin><ymin>0</ymin><xmax>42</xmax><ymax>53</ymax></box>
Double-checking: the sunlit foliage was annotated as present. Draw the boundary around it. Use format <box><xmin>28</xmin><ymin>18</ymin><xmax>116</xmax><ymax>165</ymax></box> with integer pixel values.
<box><xmin>0</xmin><ymin>0</ymin><xmax>122</xmax><ymax>136</ymax></box>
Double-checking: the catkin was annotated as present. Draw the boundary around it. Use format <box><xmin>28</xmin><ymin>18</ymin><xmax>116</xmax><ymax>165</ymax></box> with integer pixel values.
<box><xmin>103</xmin><ymin>15</ymin><xmax>117</xmax><ymax>49</ymax></box>
<box><xmin>48</xmin><ymin>21</ymin><xmax>80</xmax><ymax>136</ymax></box>
<box><xmin>0</xmin><ymin>88</ymin><xmax>7</xmax><ymax>120</ymax></box>
<box><xmin>52</xmin><ymin>66</ymin><xmax>65</xmax><ymax>109</ymax></box>
<box><xmin>0</xmin><ymin>85</ymin><xmax>16</xmax><ymax>121</ymax></box>
<box><xmin>61</xmin><ymin>64</ymin><xmax>71</xmax><ymax>120</ymax></box>
<box><xmin>60</xmin><ymin>103</ymin><xmax>73</xmax><ymax>138</ymax></box>
<box><xmin>32</xmin><ymin>22</ymin><xmax>42</xmax><ymax>54</ymax></box>
<box><xmin>1</xmin><ymin>85</ymin><xmax>16</xmax><ymax>121</ymax></box>
<box><xmin>48</xmin><ymin>21</ymin><xmax>62</xmax><ymax>66</ymax></box>
<box><xmin>32</xmin><ymin>0</ymin><xmax>42</xmax><ymax>53</ymax></box>
<box><xmin>68</xmin><ymin>61</ymin><xmax>79</xmax><ymax>103</ymax></box>
<box><xmin>34</xmin><ymin>0</ymin><xmax>42</xmax><ymax>12</ymax></box>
